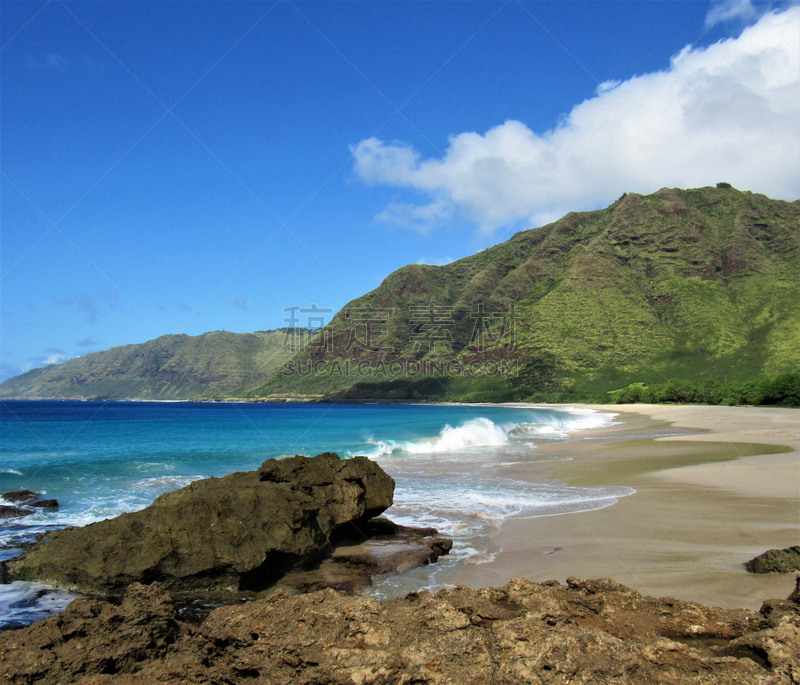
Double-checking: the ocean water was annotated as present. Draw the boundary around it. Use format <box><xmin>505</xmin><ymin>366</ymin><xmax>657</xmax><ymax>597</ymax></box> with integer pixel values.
<box><xmin>0</xmin><ymin>400</ymin><xmax>630</xmax><ymax>628</ymax></box>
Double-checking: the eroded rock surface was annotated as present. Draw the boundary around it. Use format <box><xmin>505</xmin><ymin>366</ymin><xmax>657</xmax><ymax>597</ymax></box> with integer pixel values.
<box><xmin>1</xmin><ymin>491</ymin><xmax>39</xmax><ymax>505</ymax></box>
<box><xmin>4</xmin><ymin>453</ymin><xmax>394</xmax><ymax>597</ymax></box>
<box><xmin>278</xmin><ymin>518</ymin><xmax>453</xmax><ymax>595</ymax></box>
<box><xmin>746</xmin><ymin>546</ymin><xmax>800</xmax><ymax>574</ymax></box>
<box><xmin>2</xmin><ymin>577</ymin><xmax>800</xmax><ymax>684</ymax></box>
<box><xmin>29</xmin><ymin>500</ymin><xmax>58</xmax><ymax>509</ymax></box>
<box><xmin>0</xmin><ymin>507</ymin><xmax>33</xmax><ymax>519</ymax></box>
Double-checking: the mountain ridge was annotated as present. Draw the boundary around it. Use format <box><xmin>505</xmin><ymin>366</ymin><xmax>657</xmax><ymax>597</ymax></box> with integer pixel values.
<box><xmin>0</xmin><ymin>329</ymin><xmax>311</xmax><ymax>400</ymax></box>
<box><xmin>258</xmin><ymin>185</ymin><xmax>800</xmax><ymax>399</ymax></box>
<box><xmin>2</xmin><ymin>185</ymin><xmax>798</xmax><ymax>402</ymax></box>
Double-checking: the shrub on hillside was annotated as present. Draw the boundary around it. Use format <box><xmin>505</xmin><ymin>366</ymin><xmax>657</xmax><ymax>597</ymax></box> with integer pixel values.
<box><xmin>757</xmin><ymin>372</ymin><xmax>800</xmax><ymax>407</ymax></box>
<box><xmin>609</xmin><ymin>373</ymin><xmax>800</xmax><ymax>407</ymax></box>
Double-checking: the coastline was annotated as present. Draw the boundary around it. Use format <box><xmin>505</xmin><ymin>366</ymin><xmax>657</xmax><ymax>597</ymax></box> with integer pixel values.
<box><xmin>456</xmin><ymin>403</ymin><xmax>800</xmax><ymax>610</ymax></box>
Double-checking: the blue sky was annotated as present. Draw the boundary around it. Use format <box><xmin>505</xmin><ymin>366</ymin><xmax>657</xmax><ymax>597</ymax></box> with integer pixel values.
<box><xmin>2</xmin><ymin>0</ymin><xmax>799</xmax><ymax>381</ymax></box>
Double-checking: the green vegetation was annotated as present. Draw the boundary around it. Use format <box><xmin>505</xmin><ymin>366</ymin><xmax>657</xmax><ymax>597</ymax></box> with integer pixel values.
<box><xmin>608</xmin><ymin>372</ymin><xmax>800</xmax><ymax>407</ymax></box>
<box><xmin>258</xmin><ymin>185</ymin><xmax>799</xmax><ymax>403</ymax></box>
<box><xmin>744</xmin><ymin>546</ymin><xmax>800</xmax><ymax>574</ymax></box>
<box><xmin>3</xmin><ymin>186</ymin><xmax>798</xmax><ymax>405</ymax></box>
<box><xmin>330</xmin><ymin>374</ymin><xmax>517</xmax><ymax>403</ymax></box>
<box><xmin>0</xmin><ymin>330</ymin><xmax>312</xmax><ymax>400</ymax></box>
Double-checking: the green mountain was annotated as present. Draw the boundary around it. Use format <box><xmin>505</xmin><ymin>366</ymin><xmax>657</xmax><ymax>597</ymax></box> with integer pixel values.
<box><xmin>257</xmin><ymin>185</ymin><xmax>800</xmax><ymax>400</ymax></box>
<box><xmin>3</xmin><ymin>186</ymin><xmax>797</xmax><ymax>403</ymax></box>
<box><xmin>0</xmin><ymin>330</ymin><xmax>310</xmax><ymax>400</ymax></box>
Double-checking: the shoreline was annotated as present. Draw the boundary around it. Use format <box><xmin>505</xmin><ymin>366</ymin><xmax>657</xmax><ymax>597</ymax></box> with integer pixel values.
<box><xmin>3</xmin><ymin>401</ymin><xmax>797</xmax><ymax>617</ymax></box>
<box><xmin>456</xmin><ymin>403</ymin><xmax>800</xmax><ymax>610</ymax></box>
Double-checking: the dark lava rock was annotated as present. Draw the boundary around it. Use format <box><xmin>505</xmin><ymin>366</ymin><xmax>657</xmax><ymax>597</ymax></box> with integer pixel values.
<box><xmin>278</xmin><ymin>516</ymin><xmax>453</xmax><ymax>595</ymax></box>
<box><xmin>0</xmin><ymin>506</ymin><xmax>33</xmax><ymax>519</ymax></box>
<box><xmin>745</xmin><ymin>546</ymin><xmax>800</xmax><ymax>574</ymax></box>
<box><xmin>4</xmin><ymin>453</ymin><xmax>394</xmax><ymax>598</ymax></box>
<box><xmin>3</xmin><ymin>577</ymin><xmax>799</xmax><ymax>684</ymax></box>
<box><xmin>1</xmin><ymin>491</ymin><xmax>39</xmax><ymax>505</ymax></box>
<box><xmin>29</xmin><ymin>500</ymin><xmax>59</xmax><ymax>509</ymax></box>
<box><xmin>352</xmin><ymin>516</ymin><xmax>440</xmax><ymax>539</ymax></box>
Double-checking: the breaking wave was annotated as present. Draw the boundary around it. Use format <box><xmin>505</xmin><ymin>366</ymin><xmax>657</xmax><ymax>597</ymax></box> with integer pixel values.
<box><xmin>356</xmin><ymin>408</ymin><xmax>616</xmax><ymax>458</ymax></box>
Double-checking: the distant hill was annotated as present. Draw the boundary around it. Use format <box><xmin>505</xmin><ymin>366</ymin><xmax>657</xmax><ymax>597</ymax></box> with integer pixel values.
<box><xmin>0</xmin><ymin>330</ymin><xmax>311</xmax><ymax>400</ymax></box>
<box><xmin>4</xmin><ymin>186</ymin><xmax>797</xmax><ymax>403</ymax></box>
<box><xmin>256</xmin><ymin>185</ymin><xmax>800</xmax><ymax>400</ymax></box>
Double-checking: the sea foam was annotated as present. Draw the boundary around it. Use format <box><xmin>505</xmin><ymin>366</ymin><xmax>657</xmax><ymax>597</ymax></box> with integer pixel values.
<box><xmin>0</xmin><ymin>582</ymin><xmax>77</xmax><ymax>630</ymax></box>
<box><xmin>517</xmin><ymin>406</ymin><xmax>618</xmax><ymax>437</ymax></box>
<box><xmin>357</xmin><ymin>407</ymin><xmax>616</xmax><ymax>458</ymax></box>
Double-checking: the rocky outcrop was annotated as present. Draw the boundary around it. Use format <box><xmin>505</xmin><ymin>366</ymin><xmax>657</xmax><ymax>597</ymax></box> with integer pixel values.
<box><xmin>278</xmin><ymin>518</ymin><xmax>453</xmax><ymax>595</ymax></box>
<box><xmin>746</xmin><ymin>546</ymin><xmax>800</xmax><ymax>574</ymax></box>
<box><xmin>3</xmin><ymin>577</ymin><xmax>800</xmax><ymax>684</ymax></box>
<box><xmin>0</xmin><ymin>507</ymin><xmax>33</xmax><ymax>519</ymax></box>
<box><xmin>0</xmin><ymin>490</ymin><xmax>58</xmax><ymax>518</ymax></box>
<box><xmin>1</xmin><ymin>491</ymin><xmax>39</xmax><ymax>504</ymax></box>
<box><xmin>4</xmin><ymin>453</ymin><xmax>395</xmax><ymax>597</ymax></box>
<box><xmin>28</xmin><ymin>500</ymin><xmax>58</xmax><ymax>509</ymax></box>
<box><xmin>0</xmin><ymin>583</ymin><xmax>186</xmax><ymax>683</ymax></box>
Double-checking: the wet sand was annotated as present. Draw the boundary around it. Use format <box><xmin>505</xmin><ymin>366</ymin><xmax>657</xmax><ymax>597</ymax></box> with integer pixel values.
<box><xmin>456</xmin><ymin>404</ymin><xmax>800</xmax><ymax>609</ymax></box>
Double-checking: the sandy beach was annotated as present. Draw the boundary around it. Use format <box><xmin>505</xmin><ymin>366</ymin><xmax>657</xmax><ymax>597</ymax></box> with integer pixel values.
<box><xmin>457</xmin><ymin>404</ymin><xmax>800</xmax><ymax>610</ymax></box>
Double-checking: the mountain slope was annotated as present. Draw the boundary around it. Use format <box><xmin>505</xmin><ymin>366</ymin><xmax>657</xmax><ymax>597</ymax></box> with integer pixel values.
<box><xmin>0</xmin><ymin>330</ymin><xmax>308</xmax><ymax>400</ymax></box>
<box><xmin>4</xmin><ymin>186</ymin><xmax>797</xmax><ymax>402</ymax></box>
<box><xmin>259</xmin><ymin>185</ymin><xmax>800</xmax><ymax>399</ymax></box>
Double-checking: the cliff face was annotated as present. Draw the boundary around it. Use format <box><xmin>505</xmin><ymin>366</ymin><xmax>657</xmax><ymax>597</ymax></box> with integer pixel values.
<box><xmin>3</xmin><ymin>186</ymin><xmax>797</xmax><ymax>402</ymax></box>
<box><xmin>2</xmin><ymin>576</ymin><xmax>799</xmax><ymax>684</ymax></box>
<box><xmin>5</xmin><ymin>453</ymin><xmax>395</xmax><ymax>597</ymax></box>
<box><xmin>261</xmin><ymin>185</ymin><xmax>800</xmax><ymax>399</ymax></box>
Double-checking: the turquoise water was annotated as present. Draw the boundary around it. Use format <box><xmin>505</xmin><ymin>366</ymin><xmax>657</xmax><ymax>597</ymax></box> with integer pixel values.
<box><xmin>0</xmin><ymin>400</ymin><xmax>630</xmax><ymax>627</ymax></box>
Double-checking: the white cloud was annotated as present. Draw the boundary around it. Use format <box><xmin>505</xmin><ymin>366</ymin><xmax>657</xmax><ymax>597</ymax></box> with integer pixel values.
<box><xmin>19</xmin><ymin>351</ymin><xmax>68</xmax><ymax>373</ymax></box>
<box><xmin>376</xmin><ymin>199</ymin><xmax>452</xmax><ymax>235</ymax></box>
<box><xmin>596</xmin><ymin>79</ymin><xmax>622</xmax><ymax>94</ymax></box>
<box><xmin>351</xmin><ymin>8</ymin><xmax>800</xmax><ymax>234</ymax></box>
<box><xmin>705</xmin><ymin>0</ymin><xmax>761</xmax><ymax>29</ymax></box>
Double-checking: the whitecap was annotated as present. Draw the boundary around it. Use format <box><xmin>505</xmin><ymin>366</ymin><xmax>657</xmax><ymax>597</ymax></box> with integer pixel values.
<box><xmin>515</xmin><ymin>407</ymin><xmax>618</xmax><ymax>438</ymax></box>
<box><xmin>408</xmin><ymin>417</ymin><xmax>510</xmax><ymax>453</ymax></box>
<box><xmin>354</xmin><ymin>409</ymin><xmax>617</xmax><ymax>459</ymax></box>
<box><xmin>0</xmin><ymin>581</ymin><xmax>77</xmax><ymax>630</ymax></box>
<box><xmin>132</xmin><ymin>475</ymin><xmax>204</xmax><ymax>491</ymax></box>
<box><xmin>354</xmin><ymin>417</ymin><xmax>512</xmax><ymax>459</ymax></box>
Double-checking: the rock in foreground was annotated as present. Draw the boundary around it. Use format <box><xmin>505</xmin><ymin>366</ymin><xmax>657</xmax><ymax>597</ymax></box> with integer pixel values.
<box><xmin>746</xmin><ymin>546</ymin><xmax>800</xmax><ymax>574</ymax></box>
<box><xmin>2</xmin><ymin>577</ymin><xmax>799</xmax><ymax>684</ymax></box>
<box><xmin>278</xmin><ymin>518</ymin><xmax>453</xmax><ymax>595</ymax></box>
<box><xmin>4</xmin><ymin>453</ymin><xmax>394</xmax><ymax>597</ymax></box>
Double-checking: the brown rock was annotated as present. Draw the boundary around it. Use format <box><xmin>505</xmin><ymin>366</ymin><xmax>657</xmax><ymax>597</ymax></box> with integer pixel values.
<box><xmin>29</xmin><ymin>499</ymin><xmax>59</xmax><ymax>509</ymax></box>
<box><xmin>0</xmin><ymin>506</ymin><xmax>33</xmax><ymax>519</ymax></box>
<box><xmin>1</xmin><ymin>490</ymin><xmax>39</xmax><ymax>504</ymax></box>
<box><xmin>3</xmin><ymin>577</ymin><xmax>797</xmax><ymax>684</ymax></box>
<box><xmin>278</xmin><ymin>516</ymin><xmax>453</xmax><ymax>595</ymax></box>
<box><xmin>745</xmin><ymin>546</ymin><xmax>800</xmax><ymax>574</ymax></box>
<box><xmin>0</xmin><ymin>583</ymin><xmax>192</xmax><ymax>684</ymax></box>
<box><xmin>789</xmin><ymin>574</ymin><xmax>800</xmax><ymax>603</ymax></box>
<box><xmin>6</xmin><ymin>453</ymin><xmax>394</xmax><ymax>597</ymax></box>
